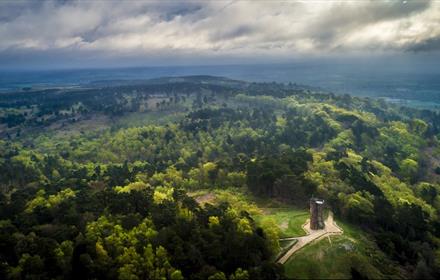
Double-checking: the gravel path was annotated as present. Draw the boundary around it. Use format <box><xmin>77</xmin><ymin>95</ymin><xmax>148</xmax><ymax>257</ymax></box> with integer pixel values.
<box><xmin>277</xmin><ymin>212</ymin><xmax>343</xmax><ymax>264</ymax></box>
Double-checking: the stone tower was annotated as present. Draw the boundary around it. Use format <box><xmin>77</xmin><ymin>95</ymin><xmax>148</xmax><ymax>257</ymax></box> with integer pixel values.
<box><xmin>310</xmin><ymin>198</ymin><xmax>325</xmax><ymax>230</ymax></box>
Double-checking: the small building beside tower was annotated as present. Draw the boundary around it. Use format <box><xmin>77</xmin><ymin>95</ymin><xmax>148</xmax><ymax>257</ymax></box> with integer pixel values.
<box><xmin>310</xmin><ymin>198</ymin><xmax>325</xmax><ymax>230</ymax></box>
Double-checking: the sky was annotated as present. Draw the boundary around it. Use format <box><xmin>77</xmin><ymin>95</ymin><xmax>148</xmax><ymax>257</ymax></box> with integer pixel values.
<box><xmin>0</xmin><ymin>0</ymin><xmax>440</xmax><ymax>69</ymax></box>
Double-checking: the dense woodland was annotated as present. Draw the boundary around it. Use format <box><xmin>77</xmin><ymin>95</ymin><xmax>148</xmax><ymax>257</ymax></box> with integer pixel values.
<box><xmin>1</xmin><ymin>76</ymin><xmax>440</xmax><ymax>279</ymax></box>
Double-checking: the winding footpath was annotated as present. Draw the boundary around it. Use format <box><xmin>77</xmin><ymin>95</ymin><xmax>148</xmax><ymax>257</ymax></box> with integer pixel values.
<box><xmin>277</xmin><ymin>212</ymin><xmax>343</xmax><ymax>264</ymax></box>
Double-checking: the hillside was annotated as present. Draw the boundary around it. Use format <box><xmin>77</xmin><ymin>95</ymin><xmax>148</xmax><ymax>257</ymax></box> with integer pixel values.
<box><xmin>1</xmin><ymin>76</ymin><xmax>440</xmax><ymax>279</ymax></box>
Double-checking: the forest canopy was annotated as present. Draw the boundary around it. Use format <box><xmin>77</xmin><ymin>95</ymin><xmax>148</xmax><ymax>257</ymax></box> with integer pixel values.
<box><xmin>1</xmin><ymin>76</ymin><xmax>440</xmax><ymax>279</ymax></box>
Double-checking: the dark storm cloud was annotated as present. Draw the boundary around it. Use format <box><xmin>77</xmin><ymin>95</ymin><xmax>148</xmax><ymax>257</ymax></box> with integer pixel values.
<box><xmin>407</xmin><ymin>36</ymin><xmax>440</xmax><ymax>52</ymax></box>
<box><xmin>0</xmin><ymin>1</ymin><xmax>40</xmax><ymax>21</ymax></box>
<box><xmin>210</xmin><ymin>25</ymin><xmax>258</xmax><ymax>41</ymax></box>
<box><xmin>308</xmin><ymin>0</ymin><xmax>432</xmax><ymax>47</ymax></box>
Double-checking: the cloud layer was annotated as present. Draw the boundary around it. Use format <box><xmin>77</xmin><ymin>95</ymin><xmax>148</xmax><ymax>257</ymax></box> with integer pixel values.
<box><xmin>0</xmin><ymin>0</ymin><xmax>439</xmax><ymax>67</ymax></box>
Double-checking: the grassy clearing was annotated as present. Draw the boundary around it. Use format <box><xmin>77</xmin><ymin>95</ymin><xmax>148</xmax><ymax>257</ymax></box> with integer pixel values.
<box><xmin>189</xmin><ymin>188</ymin><xmax>309</xmax><ymax>238</ymax></box>
<box><xmin>189</xmin><ymin>188</ymin><xmax>309</xmax><ymax>229</ymax></box>
<box><xmin>283</xmin><ymin>220</ymin><xmax>407</xmax><ymax>279</ymax></box>
<box><xmin>254</xmin><ymin>208</ymin><xmax>308</xmax><ymax>238</ymax></box>
<box><xmin>188</xmin><ymin>188</ymin><xmax>262</xmax><ymax>215</ymax></box>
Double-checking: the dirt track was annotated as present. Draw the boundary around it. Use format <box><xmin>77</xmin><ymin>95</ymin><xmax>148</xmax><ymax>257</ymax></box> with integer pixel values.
<box><xmin>277</xmin><ymin>212</ymin><xmax>343</xmax><ymax>264</ymax></box>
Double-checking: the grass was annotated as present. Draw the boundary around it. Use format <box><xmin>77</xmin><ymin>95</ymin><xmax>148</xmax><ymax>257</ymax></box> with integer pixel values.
<box><xmin>283</xmin><ymin>219</ymin><xmax>407</xmax><ymax>279</ymax></box>
<box><xmin>254</xmin><ymin>208</ymin><xmax>309</xmax><ymax>238</ymax></box>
